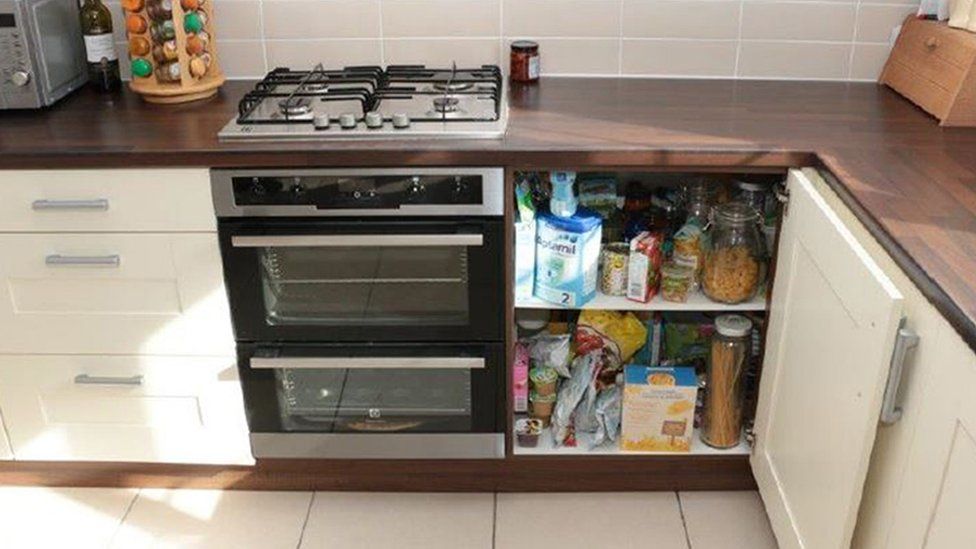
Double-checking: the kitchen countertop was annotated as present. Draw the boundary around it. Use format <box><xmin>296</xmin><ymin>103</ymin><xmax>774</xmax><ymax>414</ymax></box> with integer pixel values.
<box><xmin>2</xmin><ymin>79</ymin><xmax>976</xmax><ymax>352</ymax></box>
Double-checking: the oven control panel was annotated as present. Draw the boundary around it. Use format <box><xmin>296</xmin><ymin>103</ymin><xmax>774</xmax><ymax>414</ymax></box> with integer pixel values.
<box><xmin>213</xmin><ymin>168</ymin><xmax>505</xmax><ymax>217</ymax></box>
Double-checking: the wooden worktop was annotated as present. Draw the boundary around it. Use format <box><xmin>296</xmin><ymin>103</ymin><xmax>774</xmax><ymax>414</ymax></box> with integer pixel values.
<box><xmin>2</xmin><ymin>79</ymin><xmax>976</xmax><ymax>353</ymax></box>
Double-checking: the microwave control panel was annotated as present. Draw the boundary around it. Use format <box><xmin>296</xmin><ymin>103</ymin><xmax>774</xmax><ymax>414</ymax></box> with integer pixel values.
<box><xmin>0</xmin><ymin>8</ymin><xmax>35</xmax><ymax>108</ymax></box>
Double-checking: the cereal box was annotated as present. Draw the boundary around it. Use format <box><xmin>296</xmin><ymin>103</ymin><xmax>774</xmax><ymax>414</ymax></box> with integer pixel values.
<box><xmin>621</xmin><ymin>365</ymin><xmax>698</xmax><ymax>452</ymax></box>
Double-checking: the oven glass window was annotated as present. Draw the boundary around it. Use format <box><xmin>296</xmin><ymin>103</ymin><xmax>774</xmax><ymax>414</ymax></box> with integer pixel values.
<box><xmin>275</xmin><ymin>368</ymin><xmax>472</xmax><ymax>432</ymax></box>
<box><xmin>259</xmin><ymin>245</ymin><xmax>470</xmax><ymax>326</ymax></box>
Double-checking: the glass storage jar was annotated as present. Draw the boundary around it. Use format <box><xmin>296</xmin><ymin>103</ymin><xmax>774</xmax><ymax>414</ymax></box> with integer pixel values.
<box><xmin>681</xmin><ymin>177</ymin><xmax>716</xmax><ymax>225</ymax></box>
<box><xmin>702</xmin><ymin>202</ymin><xmax>764</xmax><ymax>304</ymax></box>
<box><xmin>701</xmin><ymin>314</ymin><xmax>752</xmax><ymax>449</ymax></box>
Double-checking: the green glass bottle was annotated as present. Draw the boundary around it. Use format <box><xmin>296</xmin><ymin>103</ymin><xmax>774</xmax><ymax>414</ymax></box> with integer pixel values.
<box><xmin>79</xmin><ymin>0</ymin><xmax>121</xmax><ymax>92</ymax></box>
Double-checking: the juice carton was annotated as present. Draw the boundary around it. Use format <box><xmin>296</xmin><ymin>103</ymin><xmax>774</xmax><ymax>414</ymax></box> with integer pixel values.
<box><xmin>627</xmin><ymin>231</ymin><xmax>664</xmax><ymax>303</ymax></box>
<box><xmin>622</xmin><ymin>365</ymin><xmax>698</xmax><ymax>452</ymax></box>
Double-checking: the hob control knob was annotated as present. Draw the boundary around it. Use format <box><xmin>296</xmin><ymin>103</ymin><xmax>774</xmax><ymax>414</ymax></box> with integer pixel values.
<box><xmin>364</xmin><ymin>111</ymin><xmax>384</xmax><ymax>129</ymax></box>
<box><xmin>407</xmin><ymin>176</ymin><xmax>426</xmax><ymax>200</ymax></box>
<box><xmin>11</xmin><ymin>70</ymin><xmax>30</xmax><ymax>87</ymax></box>
<box><xmin>313</xmin><ymin>113</ymin><xmax>331</xmax><ymax>130</ymax></box>
<box><xmin>392</xmin><ymin>113</ymin><xmax>411</xmax><ymax>129</ymax></box>
<box><xmin>339</xmin><ymin>113</ymin><xmax>358</xmax><ymax>129</ymax></box>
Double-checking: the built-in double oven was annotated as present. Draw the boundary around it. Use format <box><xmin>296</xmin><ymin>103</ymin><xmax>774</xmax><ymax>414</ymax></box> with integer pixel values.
<box><xmin>212</xmin><ymin>168</ymin><xmax>506</xmax><ymax>459</ymax></box>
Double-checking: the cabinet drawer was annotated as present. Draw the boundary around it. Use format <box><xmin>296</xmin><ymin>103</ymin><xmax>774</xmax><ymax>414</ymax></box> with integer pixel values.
<box><xmin>0</xmin><ymin>355</ymin><xmax>253</xmax><ymax>464</ymax></box>
<box><xmin>0</xmin><ymin>233</ymin><xmax>233</xmax><ymax>355</ymax></box>
<box><xmin>0</xmin><ymin>169</ymin><xmax>215</xmax><ymax>232</ymax></box>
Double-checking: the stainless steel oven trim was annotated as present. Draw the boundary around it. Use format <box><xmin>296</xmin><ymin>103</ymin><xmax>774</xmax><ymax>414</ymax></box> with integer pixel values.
<box><xmin>250</xmin><ymin>433</ymin><xmax>504</xmax><ymax>459</ymax></box>
<box><xmin>251</xmin><ymin>357</ymin><xmax>485</xmax><ymax>370</ymax></box>
<box><xmin>231</xmin><ymin>234</ymin><xmax>484</xmax><ymax>248</ymax></box>
<box><xmin>210</xmin><ymin>167</ymin><xmax>504</xmax><ymax>217</ymax></box>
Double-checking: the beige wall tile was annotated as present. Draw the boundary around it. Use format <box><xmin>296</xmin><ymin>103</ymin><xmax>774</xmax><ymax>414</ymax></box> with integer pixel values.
<box><xmin>503</xmin><ymin>0</ymin><xmax>622</xmax><ymax>37</ymax></box>
<box><xmin>742</xmin><ymin>2</ymin><xmax>856</xmax><ymax>41</ymax></box>
<box><xmin>218</xmin><ymin>40</ymin><xmax>269</xmax><ymax>78</ymax></box>
<box><xmin>850</xmin><ymin>43</ymin><xmax>892</xmax><ymax>80</ymax></box>
<box><xmin>856</xmin><ymin>4</ymin><xmax>917</xmax><ymax>43</ymax></box>
<box><xmin>382</xmin><ymin>0</ymin><xmax>501</xmax><ymax>37</ymax></box>
<box><xmin>266</xmin><ymin>39</ymin><xmax>383</xmax><ymax>68</ymax></box>
<box><xmin>622</xmin><ymin>39</ymin><xmax>737</xmax><ymax>75</ymax></box>
<box><xmin>738</xmin><ymin>40</ymin><xmax>852</xmax><ymax>78</ymax></box>
<box><xmin>384</xmin><ymin>39</ymin><xmax>502</xmax><ymax>66</ymax></box>
<box><xmin>622</xmin><ymin>1</ymin><xmax>740</xmax><ymax>39</ymax></box>
<box><xmin>215</xmin><ymin>1</ymin><xmax>264</xmax><ymax>40</ymax></box>
<box><xmin>262</xmin><ymin>0</ymin><xmax>381</xmax><ymax>39</ymax></box>
<box><xmin>506</xmin><ymin>38</ymin><xmax>620</xmax><ymax>74</ymax></box>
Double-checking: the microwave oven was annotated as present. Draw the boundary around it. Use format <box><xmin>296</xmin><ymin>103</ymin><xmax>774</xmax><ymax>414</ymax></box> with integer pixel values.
<box><xmin>0</xmin><ymin>0</ymin><xmax>88</xmax><ymax>109</ymax></box>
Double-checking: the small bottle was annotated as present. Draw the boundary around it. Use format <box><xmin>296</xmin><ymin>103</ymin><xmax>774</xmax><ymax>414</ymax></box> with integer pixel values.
<box><xmin>185</xmin><ymin>33</ymin><xmax>206</xmax><ymax>55</ymax></box>
<box><xmin>125</xmin><ymin>13</ymin><xmax>147</xmax><ymax>34</ymax></box>
<box><xmin>549</xmin><ymin>171</ymin><xmax>577</xmax><ymax>218</ymax></box>
<box><xmin>80</xmin><ymin>0</ymin><xmax>121</xmax><ymax>92</ymax></box>
<box><xmin>146</xmin><ymin>0</ymin><xmax>173</xmax><ymax>22</ymax></box>
<box><xmin>188</xmin><ymin>56</ymin><xmax>208</xmax><ymax>78</ymax></box>
<box><xmin>151</xmin><ymin>40</ymin><xmax>179</xmax><ymax>63</ymax></box>
<box><xmin>149</xmin><ymin>19</ymin><xmax>176</xmax><ymax>42</ymax></box>
<box><xmin>128</xmin><ymin>36</ymin><xmax>151</xmax><ymax>57</ymax></box>
<box><xmin>130</xmin><ymin>58</ymin><xmax>153</xmax><ymax>78</ymax></box>
<box><xmin>183</xmin><ymin>10</ymin><xmax>205</xmax><ymax>33</ymax></box>
<box><xmin>155</xmin><ymin>61</ymin><xmax>181</xmax><ymax>82</ymax></box>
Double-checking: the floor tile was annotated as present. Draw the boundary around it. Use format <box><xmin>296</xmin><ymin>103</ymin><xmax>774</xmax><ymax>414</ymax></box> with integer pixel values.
<box><xmin>299</xmin><ymin>492</ymin><xmax>494</xmax><ymax>549</ymax></box>
<box><xmin>110</xmin><ymin>488</ymin><xmax>312</xmax><ymax>549</ymax></box>
<box><xmin>679</xmin><ymin>491</ymin><xmax>778</xmax><ymax>549</ymax></box>
<box><xmin>0</xmin><ymin>486</ymin><xmax>137</xmax><ymax>549</ymax></box>
<box><xmin>496</xmin><ymin>492</ymin><xmax>688</xmax><ymax>549</ymax></box>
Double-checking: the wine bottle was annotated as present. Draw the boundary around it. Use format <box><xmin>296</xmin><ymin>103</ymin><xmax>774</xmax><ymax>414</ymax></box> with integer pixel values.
<box><xmin>79</xmin><ymin>0</ymin><xmax>121</xmax><ymax>92</ymax></box>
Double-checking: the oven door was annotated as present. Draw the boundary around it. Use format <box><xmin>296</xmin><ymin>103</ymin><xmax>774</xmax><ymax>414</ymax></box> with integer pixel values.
<box><xmin>219</xmin><ymin>218</ymin><xmax>504</xmax><ymax>343</ymax></box>
<box><xmin>238</xmin><ymin>343</ymin><xmax>504</xmax><ymax>459</ymax></box>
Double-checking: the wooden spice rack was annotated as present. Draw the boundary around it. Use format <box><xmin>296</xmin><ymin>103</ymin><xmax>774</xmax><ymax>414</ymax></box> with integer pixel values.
<box><xmin>125</xmin><ymin>0</ymin><xmax>225</xmax><ymax>104</ymax></box>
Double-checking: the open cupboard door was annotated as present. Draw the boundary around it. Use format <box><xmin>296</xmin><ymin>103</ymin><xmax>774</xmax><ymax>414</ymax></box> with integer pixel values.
<box><xmin>752</xmin><ymin>169</ymin><xmax>903</xmax><ymax>549</ymax></box>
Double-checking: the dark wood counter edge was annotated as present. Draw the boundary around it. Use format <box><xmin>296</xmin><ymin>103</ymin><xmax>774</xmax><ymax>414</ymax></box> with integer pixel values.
<box><xmin>0</xmin><ymin>456</ymin><xmax>754</xmax><ymax>492</ymax></box>
<box><xmin>813</xmin><ymin>157</ymin><xmax>976</xmax><ymax>353</ymax></box>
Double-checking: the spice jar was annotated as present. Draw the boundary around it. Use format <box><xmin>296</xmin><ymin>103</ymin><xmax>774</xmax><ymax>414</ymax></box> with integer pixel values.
<box><xmin>701</xmin><ymin>314</ymin><xmax>752</xmax><ymax>449</ymax></box>
<box><xmin>702</xmin><ymin>202</ymin><xmax>764</xmax><ymax>304</ymax></box>
<box><xmin>510</xmin><ymin>40</ymin><xmax>540</xmax><ymax>83</ymax></box>
<box><xmin>600</xmin><ymin>243</ymin><xmax>629</xmax><ymax>296</ymax></box>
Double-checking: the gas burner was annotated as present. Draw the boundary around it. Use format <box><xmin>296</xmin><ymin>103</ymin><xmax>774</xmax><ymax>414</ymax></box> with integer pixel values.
<box><xmin>431</xmin><ymin>96</ymin><xmax>460</xmax><ymax>114</ymax></box>
<box><xmin>221</xmin><ymin>63</ymin><xmax>506</xmax><ymax>140</ymax></box>
<box><xmin>432</xmin><ymin>81</ymin><xmax>474</xmax><ymax>92</ymax></box>
<box><xmin>279</xmin><ymin>97</ymin><xmax>313</xmax><ymax>117</ymax></box>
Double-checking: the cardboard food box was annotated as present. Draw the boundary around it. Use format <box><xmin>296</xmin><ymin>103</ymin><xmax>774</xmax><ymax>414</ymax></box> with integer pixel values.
<box><xmin>622</xmin><ymin>365</ymin><xmax>698</xmax><ymax>452</ymax></box>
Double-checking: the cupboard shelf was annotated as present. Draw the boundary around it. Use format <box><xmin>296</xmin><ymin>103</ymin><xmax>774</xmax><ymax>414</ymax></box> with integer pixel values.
<box><xmin>515</xmin><ymin>292</ymin><xmax>767</xmax><ymax>312</ymax></box>
<box><xmin>512</xmin><ymin>427</ymin><xmax>750</xmax><ymax>457</ymax></box>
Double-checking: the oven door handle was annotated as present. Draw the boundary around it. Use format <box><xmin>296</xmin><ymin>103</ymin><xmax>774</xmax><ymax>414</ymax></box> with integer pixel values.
<box><xmin>250</xmin><ymin>357</ymin><xmax>486</xmax><ymax>370</ymax></box>
<box><xmin>231</xmin><ymin>234</ymin><xmax>484</xmax><ymax>248</ymax></box>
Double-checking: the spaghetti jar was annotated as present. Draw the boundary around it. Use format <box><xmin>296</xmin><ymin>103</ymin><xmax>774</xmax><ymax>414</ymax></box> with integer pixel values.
<box><xmin>510</xmin><ymin>40</ymin><xmax>540</xmax><ymax>83</ymax></box>
<box><xmin>701</xmin><ymin>314</ymin><xmax>751</xmax><ymax>449</ymax></box>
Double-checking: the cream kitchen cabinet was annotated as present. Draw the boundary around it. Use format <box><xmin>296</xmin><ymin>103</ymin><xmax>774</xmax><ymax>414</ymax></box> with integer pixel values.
<box><xmin>0</xmin><ymin>355</ymin><xmax>252</xmax><ymax>464</ymax></box>
<box><xmin>0</xmin><ymin>410</ymin><xmax>12</xmax><ymax>460</ymax></box>
<box><xmin>0</xmin><ymin>233</ymin><xmax>233</xmax><ymax>356</ymax></box>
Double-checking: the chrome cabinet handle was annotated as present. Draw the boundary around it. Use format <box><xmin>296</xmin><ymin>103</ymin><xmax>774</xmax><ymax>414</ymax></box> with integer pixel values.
<box><xmin>250</xmin><ymin>357</ymin><xmax>486</xmax><ymax>370</ymax></box>
<box><xmin>231</xmin><ymin>234</ymin><xmax>484</xmax><ymax>248</ymax></box>
<box><xmin>880</xmin><ymin>323</ymin><xmax>920</xmax><ymax>425</ymax></box>
<box><xmin>74</xmin><ymin>374</ymin><xmax>144</xmax><ymax>386</ymax></box>
<box><xmin>45</xmin><ymin>254</ymin><xmax>120</xmax><ymax>267</ymax></box>
<box><xmin>32</xmin><ymin>199</ymin><xmax>109</xmax><ymax>211</ymax></box>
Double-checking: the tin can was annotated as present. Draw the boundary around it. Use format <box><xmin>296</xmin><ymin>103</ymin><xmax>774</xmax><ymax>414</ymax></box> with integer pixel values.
<box><xmin>600</xmin><ymin>243</ymin><xmax>630</xmax><ymax>296</ymax></box>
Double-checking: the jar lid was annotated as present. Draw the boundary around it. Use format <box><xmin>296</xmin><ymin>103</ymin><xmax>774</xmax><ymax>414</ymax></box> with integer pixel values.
<box><xmin>713</xmin><ymin>201</ymin><xmax>760</xmax><ymax>225</ymax></box>
<box><xmin>511</xmin><ymin>40</ymin><xmax>539</xmax><ymax>52</ymax></box>
<box><xmin>715</xmin><ymin>314</ymin><xmax>753</xmax><ymax>337</ymax></box>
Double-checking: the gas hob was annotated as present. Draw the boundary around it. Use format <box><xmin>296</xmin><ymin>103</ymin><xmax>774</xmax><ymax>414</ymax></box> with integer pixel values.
<box><xmin>218</xmin><ymin>64</ymin><xmax>507</xmax><ymax>141</ymax></box>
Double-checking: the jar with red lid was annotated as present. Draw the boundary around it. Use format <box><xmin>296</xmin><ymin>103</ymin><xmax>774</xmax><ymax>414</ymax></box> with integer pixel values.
<box><xmin>510</xmin><ymin>40</ymin><xmax>540</xmax><ymax>83</ymax></box>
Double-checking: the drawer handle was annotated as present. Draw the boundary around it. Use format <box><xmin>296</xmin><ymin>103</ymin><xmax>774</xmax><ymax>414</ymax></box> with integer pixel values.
<box><xmin>74</xmin><ymin>374</ymin><xmax>144</xmax><ymax>386</ymax></box>
<box><xmin>32</xmin><ymin>199</ymin><xmax>109</xmax><ymax>211</ymax></box>
<box><xmin>925</xmin><ymin>37</ymin><xmax>940</xmax><ymax>49</ymax></box>
<box><xmin>45</xmin><ymin>254</ymin><xmax>120</xmax><ymax>267</ymax></box>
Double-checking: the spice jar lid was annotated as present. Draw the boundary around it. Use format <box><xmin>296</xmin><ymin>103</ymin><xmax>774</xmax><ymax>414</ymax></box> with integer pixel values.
<box><xmin>511</xmin><ymin>40</ymin><xmax>539</xmax><ymax>52</ymax></box>
<box><xmin>715</xmin><ymin>314</ymin><xmax>752</xmax><ymax>337</ymax></box>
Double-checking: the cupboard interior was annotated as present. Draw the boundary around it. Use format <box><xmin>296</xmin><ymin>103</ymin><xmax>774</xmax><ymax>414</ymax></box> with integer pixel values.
<box><xmin>509</xmin><ymin>169</ymin><xmax>786</xmax><ymax>458</ymax></box>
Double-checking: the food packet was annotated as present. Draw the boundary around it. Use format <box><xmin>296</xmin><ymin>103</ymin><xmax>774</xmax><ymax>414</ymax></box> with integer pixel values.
<box><xmin>662</xmin><ymin>318</ymin><xmax>715</xmax><ymax>365</ymax></box>
<box><xmin>551</xmin><ymin>352</ymin><xmax>601</xmax><ymax>446</ymax></box>
<box><xmin>575</xmin><ymin>310</ymin><xmax>648</xmax><ymax>367</ymax></box>
<box><xmin>592</xmin><ymin>385</ymin><xmax>622</xmax><ymax>447</ymax></box>
<box><xmin>526</xmin><ymin>334</ymin><xmax>573</xmax><ymax>378</ymax></box>
<box><xmin>673</xmin><ymin>221</ymin><xmax>704</xmax><ymax>283</ymax></box>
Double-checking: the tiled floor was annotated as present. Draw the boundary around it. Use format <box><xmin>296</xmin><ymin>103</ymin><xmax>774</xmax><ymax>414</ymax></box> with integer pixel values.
<box><xmin>0</xmin><ymin>487</ymin><xmax>779</xmax><ymax>548</ymax></box>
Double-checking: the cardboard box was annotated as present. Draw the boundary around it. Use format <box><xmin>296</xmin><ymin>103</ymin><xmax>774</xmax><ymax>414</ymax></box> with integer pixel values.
<box><xmin>622</xmin><ymin>365</ymin><xmax>698</xmax><ymax>452</ymax></box>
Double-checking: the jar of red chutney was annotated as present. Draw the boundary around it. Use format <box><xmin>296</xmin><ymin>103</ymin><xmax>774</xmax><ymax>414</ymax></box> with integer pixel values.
<box><xmin>510</xmin><ymin>40</ymin><xmax>540</xmax><ymax>83</ymax></box>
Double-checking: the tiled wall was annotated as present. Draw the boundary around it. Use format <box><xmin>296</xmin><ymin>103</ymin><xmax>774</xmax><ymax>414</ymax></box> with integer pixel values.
<box><xmin>109</xmin><ymin>0</ymin><xmax>921</xmax><ymax>81</ymax></box>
